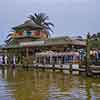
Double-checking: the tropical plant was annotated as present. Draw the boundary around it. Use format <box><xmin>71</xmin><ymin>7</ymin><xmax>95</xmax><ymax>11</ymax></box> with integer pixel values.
<box><xmin>88</xmin><ymin>32</ymin><xmax>100</xmax><ymax>49</ymax></box>
<box><xmin>28</xmin><ymin>12</ymin><xmax>54</xmax><ymax>37</ymax></box>
<box><xmin>97</xmin><ymin>32</ymin><xmax>100</xmax><ymax>38</ymax></box>
<box><xmin>5</xmin><ymin>32</ymin><xmax>13</xmax><ymax>45</ymax></box>
<box><xmin>5</xmin><ymin>12</ymin><xmax>54</xmax><ymax>45</ymax></box>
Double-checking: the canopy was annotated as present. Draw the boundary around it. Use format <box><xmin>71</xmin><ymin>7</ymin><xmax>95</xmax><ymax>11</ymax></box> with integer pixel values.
<box><xmin>36</xmin><ymin>51</ymin><xmax>80</xmax><ymax>57</ymax></box>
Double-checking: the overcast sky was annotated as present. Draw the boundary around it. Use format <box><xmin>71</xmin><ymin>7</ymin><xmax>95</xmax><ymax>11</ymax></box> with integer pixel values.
<box><xmin>0</xmin><ymin>0</ymin><xmax>99</xmax><ymax>43</ymax></box>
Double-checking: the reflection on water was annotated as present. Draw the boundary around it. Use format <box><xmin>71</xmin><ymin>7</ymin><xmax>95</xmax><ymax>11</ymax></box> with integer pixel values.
<box><xmin>0</xmin><ymin>68</ymin><xmax>100</xmax><ymax>100</ymax></box>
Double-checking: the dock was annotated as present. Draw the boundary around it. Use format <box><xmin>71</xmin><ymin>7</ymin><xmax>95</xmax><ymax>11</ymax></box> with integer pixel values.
<box><xmin>0</xmin><ymin>64</ymin><xmax>100</xmax><ymax>77</ymax></box>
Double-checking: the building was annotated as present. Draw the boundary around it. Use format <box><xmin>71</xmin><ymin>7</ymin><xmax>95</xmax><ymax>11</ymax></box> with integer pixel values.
<box><xmin>0</xmin><ymin>35</ymin><xmax>86</xmax><ymax>64</ymax></box>
<box><xmin>0</xmin><ymin>20</ymin><xmax>86</xmax><ymax>64</ymax></box>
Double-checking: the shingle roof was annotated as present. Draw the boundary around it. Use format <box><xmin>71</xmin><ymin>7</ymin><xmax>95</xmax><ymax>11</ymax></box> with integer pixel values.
<box><xmin>12</xmin><ymin>20</ymin><xmax>42</xmax><ymax>30</ymax></box>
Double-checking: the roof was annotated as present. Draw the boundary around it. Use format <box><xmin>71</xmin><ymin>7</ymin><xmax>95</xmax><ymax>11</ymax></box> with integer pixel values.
<box><xmin>1</xmin><ymin>36</ymin><xmax>86</xmax><ymax>49</ymax></box>
<box><xmin>12</xmin><ymin>20</ymin><xmax>42</xmax><ymax>30</ymax></box>
<box><xmin>45</xmin><ymin>36</ymin><xmax>86</xmax><ymax>46</ymax></box>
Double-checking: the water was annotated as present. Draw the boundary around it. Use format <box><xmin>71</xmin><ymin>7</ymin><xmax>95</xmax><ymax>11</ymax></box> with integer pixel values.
<box><xmin>0</xmin><ymin>68</ymin><xmax>100</xmax><ymax>100</ymax></box>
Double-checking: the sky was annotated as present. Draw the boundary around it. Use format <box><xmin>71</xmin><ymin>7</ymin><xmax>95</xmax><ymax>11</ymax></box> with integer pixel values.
<box><xmin>0</xmin><ymin>0</ymin><xmax>100</xmax><ymax>44</ymax></box>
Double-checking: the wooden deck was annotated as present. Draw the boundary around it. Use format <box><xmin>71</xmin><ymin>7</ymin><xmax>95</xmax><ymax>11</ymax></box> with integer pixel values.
<box><xmin>0</xmin><ymin>64</ymin><xmax>100</xmax><ymax>76</ymax></box>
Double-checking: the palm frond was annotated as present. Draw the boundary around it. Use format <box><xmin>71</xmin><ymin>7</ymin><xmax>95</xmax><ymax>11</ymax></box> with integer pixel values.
<box><xmin>34</xmin><ymin>13</ymin><xmax>39</xmax><ymax>18</ymax></box>
<box><xmin>38</xmin><ymin>14</ymin><xmax>43</xmax><ymax>25</ymax></box>
<box><xmin>39</xmin><ymin>13</ymin><xmax>49</xmax><ymax>22</ymax></box>
<box><xmin>47</xmin><ymin>27</ymin><xmax>53</xmax><ymax>33</ymax></box>
<box><xmin>43</xmin><ymin>22</ymin><xmax>54</xmax><ymax>27</ymax></box>
<box><xmin>28</xmin><ymin>12</ymin><xmax>54</xmax><ymax>36</ymax></box>
<box><xmin>28</xmin><ymin>15</ymin><xmax>37</xmax><ymax>24</ymax></box>
<box><xmin>6</xmin><ymin>33</ymin><xmax>13</xmax><ymax>38</ymax></box>
<box><xmin>43</xmin><ymin>24</ymin><xmax>54</xmax><ymax>33</ymax></box>
<box><xmin>5</xmin><ymin>37</ymin><xmax>12</xmax><ymax>43</ymax></box>
<box><xmin>5</xmin><ymin>40</ymin><xmax>9</xmax><ymax>43</ymax></box>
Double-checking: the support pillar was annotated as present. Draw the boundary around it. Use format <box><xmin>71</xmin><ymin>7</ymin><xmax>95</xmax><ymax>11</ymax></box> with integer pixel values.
<box><xmin>26</xmin><ymin>48</ymin><xmax>29</xmax><ymax>57</ymax></box>
<box><xmin>25</xmin><ymin>48</ymin><xmax>29</xmax><ymax>66</ymax></box>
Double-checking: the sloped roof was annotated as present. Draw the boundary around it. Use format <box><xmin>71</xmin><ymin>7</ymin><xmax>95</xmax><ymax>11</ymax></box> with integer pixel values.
<box><xmin>12</xmin><ymin>20</ymin><xmax>43</xmax><ymax>30</ymax></box>
<box><xmin>45</xmin><ymin>36</ymin><xmax>86</xmax><ymax>46</ymax></box>
<box><xmin>2</xmin><ymin>36</ymin><xmax>86</xmax><ymax>49</ymax></box>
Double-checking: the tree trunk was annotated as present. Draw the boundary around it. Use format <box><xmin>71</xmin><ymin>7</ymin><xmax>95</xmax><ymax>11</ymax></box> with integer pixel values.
<box><xmin>86</xmin><ymin>33</ymin><xmax>91</xmax><ymax>75</ymax></box>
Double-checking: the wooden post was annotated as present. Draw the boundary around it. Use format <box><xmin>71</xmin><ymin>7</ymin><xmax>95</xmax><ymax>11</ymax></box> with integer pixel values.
<box><xmin>69</xmin><ymin>63</ymin><xmax>72</xmax><ymax>74</ymax></box>
<box><xmin>60</xmin><ymin>56</ymin><xmax>63</xmax><ymax>72</ymax></box>
<box><xmin>26</xmin><ymin>48</ymin><xmax>29</xmax><ymax>57</ymax></box>
<box><xmin>52</xmin><ymin>56</ymin><xmax>55</xmax><ymax>71</ymax></box>
<box><xmin>53</xmin><ymin>64</ymin><xmax>55</xmax><ymax>71</ymax></box>
<box><xmin>26</xmin><ymin>48</ymin><xmax>29</xmax><ymax>68</ymax></box>
<box><xmin>86</xmin><ymin>33</ymin><xmax>91</xmax><ymax>76</ymax></box>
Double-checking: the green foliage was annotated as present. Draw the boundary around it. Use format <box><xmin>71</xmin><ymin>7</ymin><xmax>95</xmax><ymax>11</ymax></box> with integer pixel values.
<box><xmin>5</xmin><ymin>12</ymin><xmax>54</xmax><ymax>45</ymax></box>
<box><xmin>97</xmin><ymin>32</ymin><xmax>100</xmax><ymax>38</ymax></box>
<box><xmin>88</xmin><ymin>32</ymin><xmax>100</xmax><ymax>49</ymax></box>
<box><xmin>89</xmin><ymin>38</ymin><xmax>100</xmax><ymax>49</ymax></box>
<box><xmin>28</xmin><ymin>12</ymin><xmax>54</xmax><ymax>37</ymax></box>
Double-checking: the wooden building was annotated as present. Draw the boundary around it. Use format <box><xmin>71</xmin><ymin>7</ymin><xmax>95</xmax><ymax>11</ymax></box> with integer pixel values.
<box><xmin>0</xmin><ymin>20</ymin><xmax>86</xmax><ymax>64</ymax></box>
<box><xmin>0</xmin><ymin>36</ymin><xmax>86</xmax><ymax>64</ymax></box>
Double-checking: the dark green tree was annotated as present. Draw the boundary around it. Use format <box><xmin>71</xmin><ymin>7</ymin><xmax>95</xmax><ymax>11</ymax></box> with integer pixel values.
<box><xmin>5</xmin><ymin>32</ymin><xmax>14</xmax><ymax>45</ymax></box>
<box><xmin>28</xmin><ymin>12</ymin><xmax>54</xmax><ymax>37</ymax></box>
<box><xmin>97</xmin><ymin>32</ymin><xmax>100</xmax><ymax>38</ymax></box>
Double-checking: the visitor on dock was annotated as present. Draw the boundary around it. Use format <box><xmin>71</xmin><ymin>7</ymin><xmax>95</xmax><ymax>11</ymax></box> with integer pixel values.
<box><xmin>0</xmin><ymin>56</ymin><xmax>3</xmax><ymax>64</ymax></box>
<box><xmin>2</xmin><ymin>56</ymin><xmax>5</xmax><ymax>64</ymax></box>
<box><xmin>12</xmin><ymin>56</ymin><xmax>16</xmax><ymax>69</ymax></box>
<box><xmin>4</xmin><ymin>56</ymin><xmax>8</xmax><ymax>64</ymax></box>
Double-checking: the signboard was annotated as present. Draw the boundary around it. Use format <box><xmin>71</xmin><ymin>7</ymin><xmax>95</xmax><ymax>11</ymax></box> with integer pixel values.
<box><xmin>12</xmin><ymin>31</ymin><xmax>48</xmax><ymax>39</ymax></box>
<box><xmin>20</xmin><ymin>41</ymin><xmax>45</xmax><ymax>46</ymax></box>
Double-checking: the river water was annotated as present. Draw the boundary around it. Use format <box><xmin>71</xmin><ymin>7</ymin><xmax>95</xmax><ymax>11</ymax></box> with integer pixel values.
<box><xmin>0</xmin><ymin>68</ymin><xmax>100</xmax><ymax>100</ymax></box>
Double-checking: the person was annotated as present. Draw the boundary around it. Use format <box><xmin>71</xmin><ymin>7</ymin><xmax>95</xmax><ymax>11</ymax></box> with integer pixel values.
<box><xmin>0</xmin><ymin>56</ymin><xmax>3</xmax><ymax>64</ymax></box>
<box><xmin>2</xmin><ymin>56</ymin><xmax>5</xmax><ymax>64</ymax></box>
<box><xmin>4</xmin><ymin>56</ymin><xmax>8</xmax><ymax>64</ymax></box>
<box><xmin>12</xmin><ymin>56</ymin><xmax>16</xmax><ymax>69</ymax></box>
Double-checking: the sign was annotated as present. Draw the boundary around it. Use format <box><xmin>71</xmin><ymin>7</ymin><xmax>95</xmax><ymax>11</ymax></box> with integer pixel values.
<box><xmin>20</xmin><ymin>41</ymin><xmax>45</xmax><ymax>46</ymax></box>
<box><xmin>11</xmin><ymin>31</ymin><xmax>48</xmax><ymax>39</ymax></box>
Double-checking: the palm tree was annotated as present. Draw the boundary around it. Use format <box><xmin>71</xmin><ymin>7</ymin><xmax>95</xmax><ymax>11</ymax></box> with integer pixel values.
<box><xmin>5</xmin><ymin>12</ymin><xmax>54</xmax><ymax>44</ymax></box>
<box><xmin>5</xmin><ymin>32</ymin><xmax>14</xmax><ymax>45</ymax></box>
<box><xmin>28</xmin><ymin>12</ymin><xmax>54</xmax><ymax>37</ymax></box>
<box><xmin>5</xmin><ymin>29</ymin><xmax>17</xmax><ymax>45</ymax></box>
